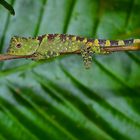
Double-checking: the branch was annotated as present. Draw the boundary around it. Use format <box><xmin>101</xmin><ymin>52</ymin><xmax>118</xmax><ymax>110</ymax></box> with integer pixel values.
<box><xmin>0</xmin><ymin>54</ymin><xmax>34</xmax><ymax>61</ymax></box>
<box><xmin>101</xmin><ymin>45</ymin><xmax>140</xmax><ymax>52</ymax></box>
<box><xmin>0</xmin><ymin>45</ymin><xmax>140</xmax><ymax>61</ymax></box>
<box><xmin>61</xmin><ymin>45</ymin><xmax>140</xmax><ymax>54</ymax></box>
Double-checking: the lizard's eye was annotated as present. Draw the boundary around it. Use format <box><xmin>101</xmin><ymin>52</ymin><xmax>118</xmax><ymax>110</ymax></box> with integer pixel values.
<box><xmin>16</xmin><ymin>43</ymin><xmax>22</xmax><ymax>48</ymax></box>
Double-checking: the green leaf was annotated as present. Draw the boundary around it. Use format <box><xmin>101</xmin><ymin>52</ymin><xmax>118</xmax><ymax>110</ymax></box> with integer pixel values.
<box><xmin>0</xmin><ymin>0</ymin><xmax>140</xmax><ymax>140</ymax></box>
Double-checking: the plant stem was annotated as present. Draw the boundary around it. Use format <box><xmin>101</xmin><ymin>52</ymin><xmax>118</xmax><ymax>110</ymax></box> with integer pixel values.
<box><xmin>62</xmin><ymin>45</ymin><xmax>140</xmax><ymax>54</ymax></box>
<box><xmin>0</xmin><ymin>54</ymin><xmax>33</xmax><ymax>61</ymax></box>
<box><xmin>101</xmin><ymin>46</ymin><xmax>140</xmax><ymax>52</ymax></box>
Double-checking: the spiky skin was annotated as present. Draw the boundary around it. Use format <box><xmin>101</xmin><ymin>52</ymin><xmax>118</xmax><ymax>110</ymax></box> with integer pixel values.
<box><xmin>7</xmin><ymin>34</ymin><xmax>140</xmax><ymax>68</ymax></box>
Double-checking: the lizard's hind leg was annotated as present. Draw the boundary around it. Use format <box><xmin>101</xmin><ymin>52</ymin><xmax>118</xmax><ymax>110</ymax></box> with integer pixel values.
<box><xmin>81</xmin><ymin>46</ymin><xmax>93</xmax><ymax>69</ymax></box>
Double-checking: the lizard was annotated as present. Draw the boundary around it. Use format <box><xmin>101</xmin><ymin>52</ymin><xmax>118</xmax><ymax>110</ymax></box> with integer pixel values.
<box><xmin>7</xmin><ymin>34</ymin><xmax>140</xmax><ymax>69</ymax></box>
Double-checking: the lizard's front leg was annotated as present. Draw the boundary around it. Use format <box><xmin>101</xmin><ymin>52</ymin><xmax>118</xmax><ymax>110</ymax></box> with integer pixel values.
<box><xmin>32</xmin><ymin>51</ymin><xmax>60</xmax><ymax>60</ymax></box>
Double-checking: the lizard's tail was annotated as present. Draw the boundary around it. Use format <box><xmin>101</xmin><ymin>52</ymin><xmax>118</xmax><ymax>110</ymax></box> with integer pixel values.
<box><xmin>92</xmin><ymin>39</ymin><xmax>140</xmax><ymax>47</ymax></box>
<box><xmin>112</xmin><ymin>39</ymin><xmax>140</xmax><ymax>47</ymax></box>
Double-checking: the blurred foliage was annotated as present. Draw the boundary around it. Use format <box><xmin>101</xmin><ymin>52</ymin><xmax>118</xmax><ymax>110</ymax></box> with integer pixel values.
<box><xmin>0</xmin><ymin>0</ymin><xmax>140</xmax><ymax>140</ymax></box>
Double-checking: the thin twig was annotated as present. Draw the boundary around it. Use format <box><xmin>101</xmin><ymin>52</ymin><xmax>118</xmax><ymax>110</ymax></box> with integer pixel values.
<box><xmin>0</xmin><ymin>54</ymin><xmax>34</xmax><ymax>61</ymax></box>
<box><xmin>0</xmin><ymin>45</ymin><xmax>140</xmax><ymax>61</ymax></box>
<box><xmin>101</xmin><ymin>45</ymin><xmax>140</xmax><ymax>52</ymax></box>
<box><xmin>61</xmin><ymin>45</ymin><xmax>140</xmax><ymax>54</ymax></box>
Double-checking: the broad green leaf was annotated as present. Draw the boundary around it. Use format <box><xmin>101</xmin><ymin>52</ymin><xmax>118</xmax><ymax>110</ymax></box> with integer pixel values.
<box><xmin>0</xmin><ymin>0</ymin><xmax>140</xmax><ymax>140</ymax></box>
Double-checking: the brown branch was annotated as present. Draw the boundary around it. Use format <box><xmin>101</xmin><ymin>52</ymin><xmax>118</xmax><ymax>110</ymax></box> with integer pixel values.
<box><xmin>0</xmin><ymin>54</ymin><xmax>34</xmax><ymax>61</ymax></box>
<box><xmin>61</xmin><ymin>45</ymin><xmax>140</xmax><ymax>54</ymax></box>
<box><xmin>101</xmin><ymin>45</ymin><xmax>140</xmax><ymax>52</ymax></box>
<box><xmin>0</xmin><ymin>45</ymin><xmax>140</xmax><ymax>61</ymax></box>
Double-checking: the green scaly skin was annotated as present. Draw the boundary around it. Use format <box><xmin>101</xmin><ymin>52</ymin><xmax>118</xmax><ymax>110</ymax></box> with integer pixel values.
<box><xmin>7</xmin><ymin>34</ymin><xmax>140</xmax><ymax>69</ymax></box>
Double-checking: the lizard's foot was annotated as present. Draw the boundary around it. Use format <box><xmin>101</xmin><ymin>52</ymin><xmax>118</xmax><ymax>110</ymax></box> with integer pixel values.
<box><xmin>81</xmin><ymin>46</ymin><xmax>93</xmax><ymax>69</ymax></box>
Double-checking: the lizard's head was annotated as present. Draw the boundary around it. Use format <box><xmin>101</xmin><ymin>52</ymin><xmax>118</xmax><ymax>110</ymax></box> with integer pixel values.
<box><xmin>7</xmin><ymin>36</ymin><xmax>39</xmax><ymax>55</ymax></box>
